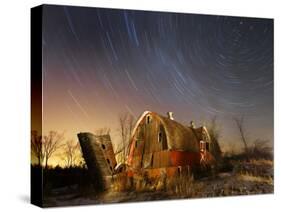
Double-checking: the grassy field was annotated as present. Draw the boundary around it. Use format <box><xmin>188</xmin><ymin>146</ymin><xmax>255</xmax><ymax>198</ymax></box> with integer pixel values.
<box><xmin>41</xmin><ymin>154</ymin><xmax>273</xmax><ymax>207</ymax></box>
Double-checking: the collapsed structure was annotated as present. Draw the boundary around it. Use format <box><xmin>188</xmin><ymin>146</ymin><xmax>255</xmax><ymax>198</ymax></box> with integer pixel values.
<box><xmin>78</xmin><ymin>111</ymin><xmax>221</xmax><ymax>192</ymax></box>
<box><xmin>78</xmin><ymin>133</ymin><xmax>117</xmax><ymax>191</ymax></box>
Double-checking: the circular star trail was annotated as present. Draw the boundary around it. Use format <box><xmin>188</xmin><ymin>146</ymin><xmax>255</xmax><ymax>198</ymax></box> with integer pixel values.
<box><xmin>42</xmin><ymin>5</ymin><xmax>273</xmax><ymax>149</ymax></box>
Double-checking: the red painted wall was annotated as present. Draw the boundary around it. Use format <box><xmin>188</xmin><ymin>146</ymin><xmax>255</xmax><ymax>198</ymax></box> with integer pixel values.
<box><xmin>169</xmin><ymin>151</ymin><xmax>201</xmax><ymax>167</ymax></box>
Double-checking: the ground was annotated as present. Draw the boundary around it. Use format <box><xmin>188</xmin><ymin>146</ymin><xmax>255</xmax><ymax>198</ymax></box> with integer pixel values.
<box><xmin>43</xmin><ymin>159</ymin><xmax>273</xmax><ymax>207</ymax></box>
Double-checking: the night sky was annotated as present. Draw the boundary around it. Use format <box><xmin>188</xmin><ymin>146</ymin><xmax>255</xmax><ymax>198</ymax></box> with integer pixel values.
<box><xmin>41</xmin><ymin>5</ymin><xmax>273</xmax><ymax>164</ymax></box>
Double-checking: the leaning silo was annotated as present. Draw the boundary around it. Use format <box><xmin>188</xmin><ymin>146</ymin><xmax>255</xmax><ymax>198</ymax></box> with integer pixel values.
<box><xmin>77</xmin><ymin>132</ymin><xmax>117</xmax><ymax>192</ymax></box>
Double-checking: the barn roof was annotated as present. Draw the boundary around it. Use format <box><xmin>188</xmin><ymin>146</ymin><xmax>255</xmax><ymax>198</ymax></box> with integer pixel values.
<box><xmin>130</xmin><ymin>111</ymin><xmax>206</xmax><ymax>152</ymax></box>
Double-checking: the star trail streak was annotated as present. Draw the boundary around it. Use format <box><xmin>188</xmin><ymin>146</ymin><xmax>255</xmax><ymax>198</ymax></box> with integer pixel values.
<box><xmin>42</xmin><ymin>5</ymin><xmax>273</xmax><ymax>152</ymax></box>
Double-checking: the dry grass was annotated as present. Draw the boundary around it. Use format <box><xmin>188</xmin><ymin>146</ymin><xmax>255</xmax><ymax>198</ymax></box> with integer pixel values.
<box><xmin>44</xmin><ymin>158</ymin><xmax>274</xmax><ymax>206</ymax></box>
<box><xmin>238</xmin><ymin>173</ymin><xmax>273</xmax><ymax>185</ymax></box>
<box><xmin>112</xmin><ymin>173</ymin><xmax>132</xmax><ymax>191</ymax></box>
<box><xmin>166</xmin><ymin>173</ymin><xmax>204</xmax><ymax>198</ymax></box>
<box><xmin>111</xmin><ymin>158</ymin><xmax>274</xmax><ymax>198</ymax></box>
<box><xmin>166</xmin><ymin>158</ymin><xmax>274</xmax><ymax>198</ymax></box>
<box><xmin>249</xmin><ymin>159</ymin><xmax>273</xmax><ymax>166</ymax></box>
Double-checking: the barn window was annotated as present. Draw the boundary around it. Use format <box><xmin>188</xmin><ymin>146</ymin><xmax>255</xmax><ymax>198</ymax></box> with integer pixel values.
<box><xmin>146</xmin><ymin>115</ymin><xmax>151</xmax><ymax>124</ymax></box>
<box><xmin>101</xmin><ymin>144</ymin><xmax>106</xmax><ymax>150</ymax></box>
<box><xmin>206</xmin><ymin>142</ymin><xmax>210</xmax><ymax>151</ymax></box>
<box><xmin>158</xmin><ymin>132</ymin><xmax>163</xmax><ymax>143</ymax></box>
<box><xmin>177</xmin><ymin>167</ymin><xmax>181</xmax><ymax>175</ymax></box>
<box><xmin>200</xmin><ymin>140</ymin><xmax>206</xmax><ymax>151</ymax></box>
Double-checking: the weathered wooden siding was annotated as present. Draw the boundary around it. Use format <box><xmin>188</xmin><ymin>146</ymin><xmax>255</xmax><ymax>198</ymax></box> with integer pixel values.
<box><xmin>151</xmin><ymin>151</ymin><xmax>170</xmax><ymax>168</ymax></box>
<box><xmin>127</xmin><ymin>112</ymin><xmax>203</xmax><ymax>169</ymax></box>
<box><xmin>128</xmin><ymin>113</ymin><xmax>170</xmax><ymax>168</ymax></box>
<box><xmin>139</xmin><ymin>150</ymin><xmax>201</xmax><ymax>169</ymax></box>
<box><xmin>169</xmin><ymin>151</ymin><xmax>201</xmax><ymax>167</ymax></box>
<box><xmin>97</xmin><ymin>135</ymin><xmax>117</xmax><ymax>172</ymax></box>
<box><xmin>77</xmin><ymin>133</ymin><xmax>106</xmax><ymax>192</ymax></box>
<box><xmin>143</xmin><ymin>115</ymin><xmax>166</xmax><ymax>154</ymax></box>
<box><xmin>78</xmin><ymin>132</ymin><xmax>117</xmax><ymax>191</ymax></box>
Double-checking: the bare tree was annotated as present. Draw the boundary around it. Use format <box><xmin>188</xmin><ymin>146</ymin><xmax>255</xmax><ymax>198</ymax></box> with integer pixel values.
<box><xmin>127</xmin><ymin>114</ymin><xmax>135</xmax><ymax>138</ymax></box>
<box><xmin>250</xmin><ymin>139</ymin><xmax>273</xmax><ymax>159</ymax></box>
<box><xmin>117</xmin><ymin>112</ymin><xmax>135</xmax><ymax>163</ymax></box>
<box><xmin>208</xmin><ymin>116</ymin><xmax>220</xmax><ymax>141</ymax></box>
<box><xmin>207</xmin><ymin>116</ymin><xmax>222</xmax><ymax>160</ymax></box>
<box><xmin>43</xmin><ymin>131</ymin><xmax>64</xmax><ymax>169</ymax></box>
<box><xmin>233</xmin><ymin>116</ymin><xmax>249</xmax><ymax>154</ymax></box>
<box><xmin>77</xmin><ymin>143</ymin><xmax>87</xmax><ymax>168</ymax></box>
<box><xmin>31</xmin><ymin>130</ymin><xmax>44</xmax><ymax>166</ymax></box>
<box><xmin>228</xmin><ymin>142</ymin><xmax>237</xmax><ymax>156</ymax></box>
<box><xmin>62</xmin><ymin>140</ymin><xmax>80</xmax><ymax>168</ymax></box>
<box><xmin>118</xmin><ymin>113</ymin><xmax>128</xmax><ymax>163</ymax></box>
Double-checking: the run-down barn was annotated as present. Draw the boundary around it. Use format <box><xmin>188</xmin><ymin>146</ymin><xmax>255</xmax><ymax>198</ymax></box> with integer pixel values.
<box><xmin>78</xmin><ymin>111</ymin><xmax>221</xmax><ymax>191</ymax></box>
